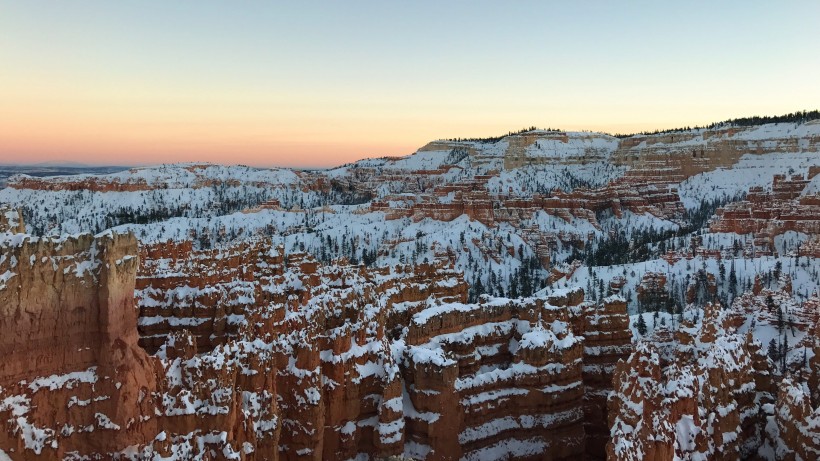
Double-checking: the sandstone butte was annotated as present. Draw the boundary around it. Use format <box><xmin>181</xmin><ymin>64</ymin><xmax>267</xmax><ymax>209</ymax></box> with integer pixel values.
<box><xmin>0</xmin><ymin>208</ymin><xmax>633</xmax><ymax>460</ymax></box>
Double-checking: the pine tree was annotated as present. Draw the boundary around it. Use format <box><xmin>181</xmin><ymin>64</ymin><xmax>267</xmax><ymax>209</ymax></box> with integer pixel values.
<box><xmin>781</xmin><ymin>333</ymin><xmax>788</xmax><ymax>373</ymax></box>
<box><xmin>767</xmin><ymin>338</ymin><xmax>779</xmax><ymax>365</ymax></box>
<box><xmin>766</xmin><ymin>295</ymin><xmax>776</xmax><ymax>312</ymax></box>
<box><xmin>636</xmin><ymin>314</ymin><xmax>647</xmax><ymax>336</ymax></box>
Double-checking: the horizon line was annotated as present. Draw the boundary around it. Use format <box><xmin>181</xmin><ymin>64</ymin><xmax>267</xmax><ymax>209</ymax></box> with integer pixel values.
<box><xmin>3</xmin><ymin>109</ymin><xmax>817</xmax><ymax>171</ymax></box>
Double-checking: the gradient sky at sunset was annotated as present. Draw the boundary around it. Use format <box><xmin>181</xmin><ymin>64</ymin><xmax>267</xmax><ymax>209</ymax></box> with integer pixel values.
<box><xmin>1</xmin><ymin>1</ymin><xmax>819</xmax><ymax>168</ymax></box>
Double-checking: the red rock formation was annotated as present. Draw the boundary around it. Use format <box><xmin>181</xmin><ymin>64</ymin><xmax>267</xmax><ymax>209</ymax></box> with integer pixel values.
<box><xmin>0</xmin><ymin>206</ymin><xmax>25</xmax><ymax>233</ymax></box>
<box><xmin>710</xmin><ymin>173</ymin><xmax>820</xmax><ymax>250</ymax></box>
<box><xmin>0</xmin><ymin>227</ymin><xmax>161</xmax><ymax>458</ymax></box>
<box><xmin>135</xmin><ymin>238</ymin><xmax>286</xmax><ymax>353</ymax></box>
<box><xmin>608</xmin><ymin>305</ymin><xmax>768</xmax><ymax>461</ymax></box>
<box><xmin>373</xmin><ymin>171</ymin><xmax>685</xmax><ymax>231</ymax></box>
<box><xmin>772</xmin><ymin>377</ymin><xmax>820</xmax><ymax>460</ymax></box>
<box><xmin>607</xmin><ymin>292</ymin><xmax>820</xmax><ymax>461</ymax></box>
<box><xmin>685</xmin><ymin>269</ymin><xmax>718</xmax><ymax>305</ymax></box>
<box><xmin>573</xmin><ymin>295</ymin><xmax>633</xmax><ymax>458</ymax></box>
<box><xmin>8</xmin><ymin>175</ymin><xmax>154</xmax><ymax>192</ymax></box>
<box><xmin>403</xmin><ymin>296</ymin><xmax>587</xmax><ymax>460</ymax></box>
<box><xmin>636</xmin><ymin>272</ymin><xmax>672</xmax><ymax>312</ymax></box>
<box><xmin>397</xmin><ymin>288</ymin><xmax>631</xmax><ymax>460</ymax></box>
<box><xmin>731</xmin><ymin>284</ymin><xmax>818</xmax><ymax>334</ymax></box>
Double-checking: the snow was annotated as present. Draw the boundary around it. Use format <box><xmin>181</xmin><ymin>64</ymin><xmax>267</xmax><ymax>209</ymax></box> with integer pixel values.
<box><xmin>28</xmin><ymin>368</ymin><xmax>97</xmax><ymax>392</ymax></box>
<box><xmin>402</xmin><ymin>385</ymin><xmax>440</xmax><ymax>424</ymax></box>
<box><xmin>1</xmin><ymin>122</ymin><xmax>819</xmax><ymax>459</ymax></box>
<box><xmin>679</xmin><ymin>152</ymin><xmax>820</xmax><ymax>210</ymax></box>
<box><xmin>461</xmin><ymin>436</ymin><xmax>549</xmax><ymax>461</ymax></box>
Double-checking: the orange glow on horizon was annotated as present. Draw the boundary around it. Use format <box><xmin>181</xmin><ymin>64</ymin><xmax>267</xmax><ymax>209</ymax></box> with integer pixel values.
<box><xmin>2</xmin><ymin>2</ymin><xmax>818</xmax><ymax>168</ymax></box>
<box><xmin>0</xmin><ymin>89</ymin><xmax>794</xmax><ymax>169</ymax></box>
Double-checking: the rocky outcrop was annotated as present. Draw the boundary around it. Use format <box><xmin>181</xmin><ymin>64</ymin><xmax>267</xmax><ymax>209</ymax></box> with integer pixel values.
<box><xmin>608</xmin><ymin>308</ymin><xmax>767</xmax><ymax>461</ymax></box>
<box><xmin>0</xmin><ymin>226</ymin><xmax>161</xmax><ymax>458</ymax></box>
<box><xmin>710</xmin><ymin>173</ymin><xmax>820</xmax><ymax>250</ymax></box>
<box><xmin>773</xmin><ymin>377</ymin><xmax>820</xmax><ymax>461</ymax></box>
<box><xmin>373</xmin><ymin>173</ymin><xmax>685</xmax><ymax>230</ymax></box>
<box><xmin>399</xmin><ymin>288</ymin><xmax>631</xmax><ymax>460</ymax></box>
<box><xmin>402</xmin><ymin>296</ymin><xmax>587</xmax><ymax>460</ymax></box>
<box><xmin>612</xmin><ymin>122</ymin><xmax>820</xmax><ymax>180</ymax></box>
<box><xmin>502</xmin><ymin>132</ymin><xmax>616</xmax><ymax>170</ymax></box>
<box><xmin>0</xmin><ymin>206</ymin><xmax>25</xmax><ymax>233</ymax></box>
<box><xmin>0</xmin><ymin>223</ymin><xmax>635</xmax><ymax>460</ymax></box>
<box><xmin>135</xmin><ymin>238</ymin><xmax>286</xmax><ymax>353</ymax></box>
<box><xmin>608</xmin><ymin>293</ymin><xmax>820</xmax><ymax>461</ymax></box>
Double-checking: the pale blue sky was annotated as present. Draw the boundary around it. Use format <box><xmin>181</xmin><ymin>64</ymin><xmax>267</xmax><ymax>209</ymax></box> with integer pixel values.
<box><xmin>1</xmin><ymin>1</ymin><xmax>818</xmax><ymax>166</ymax></box>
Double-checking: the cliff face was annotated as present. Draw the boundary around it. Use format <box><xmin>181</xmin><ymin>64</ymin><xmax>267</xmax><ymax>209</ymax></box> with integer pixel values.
<box><xmin>0</xmin><ymin>231</ymin><xmax>141</xmax><ymax>382</ymax></box>
<box><xmin>0</xmin><ymin>219</ymin><xmax>160</xmax><ymax>457</ymax></box>
<box><xmin>710</xmin><ymin>170</ymin><xmax>820</xmax><ymax>250</ymax></box>
<box><xmin>612</xmin><ymin>122</ymin><xmax>820</xmax><ymax>179</ymax></box>
<box><xmin>0</xmin><ymin>216</ymin><xmax>633</xmax><ymax>460</ymax></box>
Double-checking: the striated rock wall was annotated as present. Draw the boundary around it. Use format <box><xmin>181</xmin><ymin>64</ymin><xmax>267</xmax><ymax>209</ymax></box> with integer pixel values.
<box><xmin>0</xmin><ymin>224</ymin><xmax>161</xmax><ymax>458</ymax></box>
<box><xmin>135</xmin><ymin>238</ymin><xmax>286</xmax><ymax>353</ymax></box>
<box><xmin>710</xmin><ymin>173</ymin><xmax>820</xmax><ymax>250</ymax></box>
<box><xmin>0</xmin><ymin>224</ymin><xmax>636</xmax><ymax>460</ymax></box>
<box><xmin>403</xmin><ymin>296</ymin><xmax>587</xmax><ymax>460</ymax></box>
<box><xmin>400</xmin><ymin>288</ymin><xmax>631</xmax><ymax>460</ymax></box>
<box><xmin>612</xmin><ymin>122</ymin><xmax>820</xmax><ymax>180</ymax></box>
<box><xmin>373</xmin><ymin>174</ymin><xmax>685</xmax><ymax>230</ymax></box>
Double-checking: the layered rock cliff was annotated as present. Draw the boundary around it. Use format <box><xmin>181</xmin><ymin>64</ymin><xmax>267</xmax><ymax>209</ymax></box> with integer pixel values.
<box><xmin>0</xmin><ymin>219</ymin><xmax>160</xmax><ymax>458</ymax></box>
<box><xmin>0</xmin><ymin>215</ymin><xmax>633</xmax><ymax>459</ymax></box>
<box><xmin>1</xmin><ymin>117</ymin><xmax>820</xmax><ymax>460</ymax></box>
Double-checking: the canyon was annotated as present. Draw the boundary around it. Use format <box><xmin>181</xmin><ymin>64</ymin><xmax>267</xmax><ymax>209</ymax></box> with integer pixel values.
<box><xmin>0</xmin><ymin>210</ymin><xmax>631</xmax><ymax>459</ymax></box>
<box><xmin>1</xmin><ymin>116</ymin><xmax>820</xmax><ymax>460</ymax></box>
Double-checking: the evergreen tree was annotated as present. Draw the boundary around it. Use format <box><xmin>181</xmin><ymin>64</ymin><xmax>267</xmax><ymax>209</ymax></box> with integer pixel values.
<box><xmin>781</xmin><ymin>333</ymin><xmax>788</xmax><ymax>373</ymax></box>
<box><xmin>766</xmin><ymin>294</ymin><xmax>775</xmax><ymax>312</ymax></box>
<box><xmin>728</xmin><ymin>260</ymin><xmax>738</xmax><ymax>299</ymax></box>
<box><xmin>767</xmin><ymin>338</ymin><xmax>779</xmax><ymax>365</ymax></box>
<box><xmin>636</xmin><ymin>314</ymin><xmax>647</xmax><ymax>336</ymax></box>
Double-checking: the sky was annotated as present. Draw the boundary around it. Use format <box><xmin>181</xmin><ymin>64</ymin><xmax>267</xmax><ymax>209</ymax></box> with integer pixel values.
<box><xmin>1</xmin><ymin>1</ymin><xmax>819</xmax><ymax>169</ymax></box>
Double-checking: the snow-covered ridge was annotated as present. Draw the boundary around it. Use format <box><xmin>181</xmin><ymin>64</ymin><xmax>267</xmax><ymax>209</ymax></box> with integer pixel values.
<box><xmin>8</xmin><ymin>163</ymin><xmax>301</xmax><ymax>188</ymax></box>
